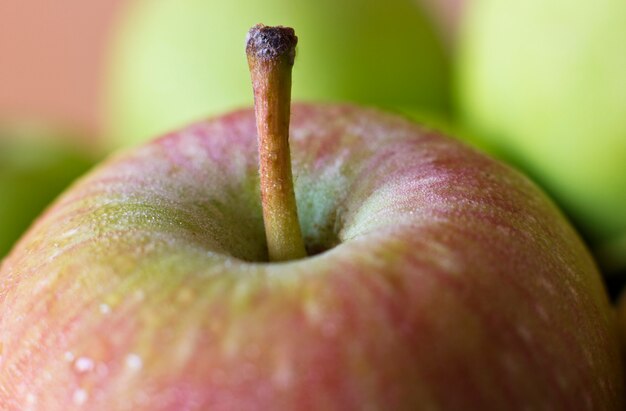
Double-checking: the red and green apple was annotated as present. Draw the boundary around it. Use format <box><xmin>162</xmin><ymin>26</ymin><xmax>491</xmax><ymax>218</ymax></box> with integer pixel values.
<box><xmin>0</xmin><ymin>25</ymin><xmax>622</xmax><ymax>410</ymax></box>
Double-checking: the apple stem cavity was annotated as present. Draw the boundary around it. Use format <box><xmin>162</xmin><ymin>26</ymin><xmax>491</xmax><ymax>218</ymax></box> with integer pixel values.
<box><xmin>246</xmin><ymin>24</ymin><xmax>307</xmax><ymax>262</ymax></box>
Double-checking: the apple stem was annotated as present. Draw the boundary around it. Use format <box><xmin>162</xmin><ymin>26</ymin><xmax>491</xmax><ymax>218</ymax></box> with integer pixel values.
<box><xmin>246</xmin><ymin>24</ymin><xmax>307</xmax><ymax>262</ymax></box>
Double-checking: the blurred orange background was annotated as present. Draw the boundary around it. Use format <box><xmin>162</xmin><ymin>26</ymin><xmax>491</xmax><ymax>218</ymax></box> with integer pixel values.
<box><xmin>0</xmin><ymin>0</ymin><xmax>126</xmax><ymax>138</ymax></box>
<box><xmin>0</xmin><ymin>0</ymin><xmax>463</xmax><ymax>139</ymax></box>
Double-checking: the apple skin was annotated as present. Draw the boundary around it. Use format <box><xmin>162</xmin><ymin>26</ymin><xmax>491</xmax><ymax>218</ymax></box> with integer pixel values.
<box><xmin>105</xmin><ymin>0</ymin><xmax>450</xmax><ymax>147</ymax></box>
<box><xmin>0</xmin><ymin>126</ymin><xmax>96</xmax><ymax>258</ymax></box>
<box><xmin>456</xmin><ymin>0</ymin><xmax>626</xmax><ymax>275</ymax></box>
<box><xmin>0</xmin><ymin>104</ymin><xmax>622</xmax><ymax>410</ymax></box>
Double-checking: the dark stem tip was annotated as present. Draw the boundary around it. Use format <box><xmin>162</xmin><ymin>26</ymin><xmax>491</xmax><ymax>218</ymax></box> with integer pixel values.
<box><xmin>246</xmin><ymin>24</ymin><xmax>298</xmax><ymax>64</ymax></box>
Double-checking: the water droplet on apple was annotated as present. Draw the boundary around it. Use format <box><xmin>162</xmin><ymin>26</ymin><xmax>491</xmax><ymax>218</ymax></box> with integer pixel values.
<box><xmin>125</xmin><ymin>353</ymin><xmax>143</xmax><ymax>371</ymax></box>
<box><xmin>99</xmin><ymin>303</ymin><xmax>111</xmax><ymax>315</ymax></box>
<box><xmin>23</xmin><ymin>392</ymin><xmax>38</xmax><ymax>411</ymax></box>
<box><xmin>74</xmin><ymin>356</ymin><xmax>95</xmax><ymax>373</ymax></box>
<box><xmin>26</xmin><ymin>393</ymin><xmax>36</xmax><ymax>405</ymax></box>
<box><xmin>72</xmin><ymin>388</ymin><xmax>89</xmax><ymax>405</ymax></box>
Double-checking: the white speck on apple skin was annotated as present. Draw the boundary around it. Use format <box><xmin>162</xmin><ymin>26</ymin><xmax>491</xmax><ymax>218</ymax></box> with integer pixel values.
<box><xmin>74</xmin><ymin>357</ymin><xmax>95</xmax><ymax>373</ymax></box>
<box><xmin>99</xmin><ymin>303</ymin><xmax>111</xmax><ymax>315</ymax></box>
<box><xmin>125</xmin><ymin>353</ymin><xmax>143</xmax><ymax>371</ymax></box>
<box><xmin>48</xmin><ymin>243</ymin><xmax>62</xmax><ymax>261</ymax></box>
<box><xmin>26</xmin><ymin>393</ymin><xmax>36</xmax><ymax>405</ymax></box>
<box><xmin>72</xmin><ymin>388</ymin><xmax>88</xmax><ymax>405</ymax></box>
<box><xmin>59</xmin><ymin>228</ymin><xmax>78</xmax><ymax>239</ymax></box>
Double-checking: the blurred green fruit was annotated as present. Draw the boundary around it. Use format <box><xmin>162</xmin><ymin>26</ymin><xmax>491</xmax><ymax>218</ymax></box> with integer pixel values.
<box><xmin>416</xmin><ymin>0</ymin><xmax>466</xmax><ymax>47</ymax></box>
<box><xmin>105</xmin><ymin>0</ymin><xmax>451</xmax><ymax>146</ymax></box>
<box><xmin>457</xmin><ymin>0</ymin><xmax>626</xmax><ymax>274</ymax></box>
<box><xmin>0</xmin><ymin>124</ymin><xmax>96</xmax><ymax>257</ymax></box>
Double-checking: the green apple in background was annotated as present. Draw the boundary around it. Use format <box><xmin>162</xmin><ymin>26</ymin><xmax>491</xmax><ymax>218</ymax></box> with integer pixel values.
<box><xmin>105</xmin><ymin>0</ymin><xmax>451</xmax><ymax>147</ymax></box>
<box><xmin>456</xmin><ymin>0</ymin><xmax>626</xmax><ymax>275</ymax></box>
<box><xmin>0</xmin><ymin>124</ymin><xmax>96</xmax><ymax>257</ymax></box>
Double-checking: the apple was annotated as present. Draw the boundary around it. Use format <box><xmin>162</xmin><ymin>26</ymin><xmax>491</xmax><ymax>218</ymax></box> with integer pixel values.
<box><xmin>0</xmin><ymin>123</ymin><xmax>97</xmax><ymax>257</ymax></box>
<box><xmin>456</xmin><ymin>0</ymin><xmax>626</xmax><ymax>275</ymax></box>
<box><xmin>1</xmin><ymin>25</ymin><xmax>622</xmax><ymax>409</ymax></box>
<box><xmin>105</xmin><ymin>0</ymin><xmax>451</xmax><ymax>147</ymax></box>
